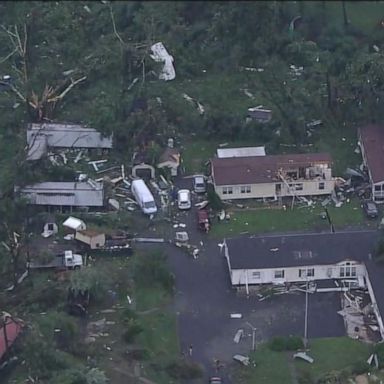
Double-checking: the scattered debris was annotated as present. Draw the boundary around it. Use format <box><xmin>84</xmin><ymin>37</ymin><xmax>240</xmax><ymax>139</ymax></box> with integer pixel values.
<box><xmin>175</xmin><ymin>232</ymin><xmax>189</xmax><ymax>242</ymax></box>
<box><xmin>233</xmin><ymin>329</ymin><xmax>244</xmax><ymax>344</ymax></box>
<box><xmin>108</xmin><ymin>198</ymin><xmax>120</xmax><ymax>211</ymax></box>
<box><xmin>230</xmin><ymin>313</ymin><xmax>242</xmax><ymax>319</ymax></box>
<box><xmin>150</xmin><ymin>42</ymin><xmax>176</xmax><ymax>81</ymax></box>
<box><xmin>133</xmin><ymin>238</ymin><xmax>165</xmax><ymax>243</ymax></box>
<box><xmin>293</xmin><ymin>352</ymin><xmax>314</xmax><ymax>364</ymax></box>
<box><xmin>233</xmin><ymin>354</ymin><xmax>250</xmax><ymax>366</ymax></box>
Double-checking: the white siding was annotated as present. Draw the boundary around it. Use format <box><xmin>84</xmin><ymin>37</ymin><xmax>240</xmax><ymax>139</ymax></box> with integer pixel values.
<box><xmin>230</xmin><ymin>262</ymin><xmax>365</xmax><ymax>286</ymax></box>
<box><xmin>216</xmin><ymin>179</ymin><xmax>335</xmax><ymax>201</ymax></box>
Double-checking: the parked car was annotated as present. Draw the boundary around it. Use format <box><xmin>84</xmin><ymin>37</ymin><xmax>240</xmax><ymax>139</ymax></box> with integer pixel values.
<box><xmin>209</xmin><ymin>377</ymin><xmax>222</xmax><ymax>384</ymax></box>
<box><xmin>177</xmin><ymin>189</ymin><xmax>191</xmax><ymax>210</ymax></box>
<box><xmin>193</xmin><ymin>175</ymin><xmax>206</xmax><ymax>193</ymax></box>
<box><xmin>362</xmin><ymin>200</ymin><xmax>379</xmax><ymax>218</ymax></box>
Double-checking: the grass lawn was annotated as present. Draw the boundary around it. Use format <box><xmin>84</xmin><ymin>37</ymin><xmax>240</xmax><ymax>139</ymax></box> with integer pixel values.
<box><xmin>297</xmin><ymin>337</ymin><xmax>372</xmax><ymax>380</ymax></box>
<box><xmin>234</xmin><ymin>337</ymin><xmax>372</xmax><ymax>384</ymax></box>
<box><xmin>209</xmin><ymin>198</ymin><xmax>370</xmax><ymax>238</ymax></box>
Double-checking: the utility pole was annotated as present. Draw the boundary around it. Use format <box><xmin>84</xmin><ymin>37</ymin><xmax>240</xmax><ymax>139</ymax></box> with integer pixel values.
<box><xmin>246</xmin><ymin>322</ymin><xmax>257</xmax><ymax>351</ymax></box>
<box><xmin>304</xmin><ymin>277</ymin><xmax>309</xmax><ymax>349</ymax></box>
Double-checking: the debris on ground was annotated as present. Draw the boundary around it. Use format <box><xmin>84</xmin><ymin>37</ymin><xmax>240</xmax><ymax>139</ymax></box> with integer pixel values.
<box><xmin>233</xmin><ymin>329</ymin><xmax>244</xmax><ymax>344</ymax></box>
<box><xmin>230</xmin><ymin>313</ymin><xmax>242</xmax><ymax>319</ymax></box>
<box><xmin>293</xmin><ymin>352</ymin><xmax>314</xmax><ymax>364</ymax></box>
<box><xmin>233</xmin><ymin>354</ymin><xmax>250</xmax><ymax>366</ymax></box>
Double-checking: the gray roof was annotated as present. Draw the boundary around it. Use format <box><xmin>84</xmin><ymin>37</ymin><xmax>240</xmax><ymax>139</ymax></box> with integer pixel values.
<box><xmin>226</xmin><ymin>231</ymin><xmax>378</xmax><ymax>270</ymax></box>
<box><xmin>217</xmin><ymin>146</ymin><xmax>266</xmax><ymax>158</ymax></box>
<box><xmin>19</xmin><ymin>181</ymin><xmax>104</xmax><ymax>207</ymax></box>
<box><xmin>27</xmin><ymin>123</ymin><xmax>113</xmax><ymax>159</ymax></box>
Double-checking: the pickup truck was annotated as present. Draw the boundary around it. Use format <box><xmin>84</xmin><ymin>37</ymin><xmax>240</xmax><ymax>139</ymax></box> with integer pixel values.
<box><xmin>27</xmin><ymin>250</ymin><xmax>83</xmax><ymax>270</ymax></box>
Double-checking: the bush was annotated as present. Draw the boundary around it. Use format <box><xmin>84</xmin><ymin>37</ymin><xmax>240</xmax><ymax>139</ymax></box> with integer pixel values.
<box><xmin>165</xmin><ymin>359</ymin><xmax>204</xmax><ymax>380</ymax></box>
<box><xmin>122</xmin><ymin>319</ymin><xmax>143</xmax><ymax>343</ymax></box>
<box><xmin>269</xmin><ymin>336</ymin><xmax>304</xmax><ymax>351</ymax></box>
<box><xmin>350</xmin><ymin>360</ymin><xmax>370</xmax><ymax>375</ymax></box>
<box><xmin>207</xmin><ymin>183</ymin><xmax>224</xmax><ymax>211</ymax></box>
<box><xmin>133</xmin><ymin>250</ymin><xmax>175</xmax><ymax>293</ymax></box>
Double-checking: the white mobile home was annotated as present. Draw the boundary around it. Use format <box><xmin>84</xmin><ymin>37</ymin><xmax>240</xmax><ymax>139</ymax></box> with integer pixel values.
<box><xmin>131</xmin><ymin>179</ymin><xmax>157</xmax><ymax>215</ymax></box>
<box><xmin>211</xmin><ymin>153</ymin><xmax>334</xmax><ymax>201</ymax></box>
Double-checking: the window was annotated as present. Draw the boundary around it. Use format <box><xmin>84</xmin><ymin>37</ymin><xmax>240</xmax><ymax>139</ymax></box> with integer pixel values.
<box><xmin>319</xmin><ymin>182</ymin><xmax>325</xmax><ymax>190</ymax></box>
<box><xmin>299</xmin><ymin>268</ymin><xmax>315</xmax><ymax>278</ymax></box>
<box><xmin>375</xmin><ymin>185</ymin><xmax>382</xmax><ymax>191</ymax></box>
<box><xmin>252</xmin><ymin>271</ymin><xmax>261</xmax><ymax>279</ymax></box>
<box><xmin>339</xmin><ymin>262</ymin><xmax>357</xmax><ymax>278</ymax></box>
<box><xmin>274</xmin><ymin>270</ymin><xmax>285</xmax><ymax>279</ymax></box>
<box><xmin>240</xmin><ymin>185</ymin><xmax>251</xmax><ymax>194</ymax></box>
<box><xmin>222</xmin><ymin>187</ymin><xmax>233</xmax><ymax>195</ymax></box>
<box><xmin>289</xmin><ymin>183</ymin><xmax>303</xmax><ymax>191</ymax></box>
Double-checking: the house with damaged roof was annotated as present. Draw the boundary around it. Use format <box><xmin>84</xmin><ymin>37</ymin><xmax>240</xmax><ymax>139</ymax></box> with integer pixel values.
<box><xmin>26</xmin><ymin>123</ymin><xmax>113</xmax><ymax>161</ymax></box>
<box><xmin>358</xmin><ymin>124</ymin><xmax>384</xmax><ymax>203</ymax></box>
<box><xmin>211</xmin><ymin>153</ymin><xmax>334</xmax><ymax>200</ymax></box>
<box><xmin>223</xmin><ymin>231</ymin><xmax>384</xmax><ymax>339</ymax></box>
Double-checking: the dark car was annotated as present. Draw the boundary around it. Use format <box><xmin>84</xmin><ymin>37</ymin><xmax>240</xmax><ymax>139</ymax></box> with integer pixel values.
<box><xmin>363</xmin><ymin>200</ymin><xmax>379</xmax><ymax>218</ymax></box>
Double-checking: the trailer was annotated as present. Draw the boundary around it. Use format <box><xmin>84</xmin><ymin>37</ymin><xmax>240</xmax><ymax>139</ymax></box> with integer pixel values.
<box><xmin>27</xmin><ymin>250</ymin><xmax>83</xmax><ymax>270</ymax></box>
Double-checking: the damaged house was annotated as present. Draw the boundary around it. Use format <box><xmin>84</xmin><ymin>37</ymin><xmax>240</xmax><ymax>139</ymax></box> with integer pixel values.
<box><xmin>211</xmin><ymin>153</ymin><xmax>334</xmax><ymax>200</ymax></box>
<box><xmin>358</xmin><ymin>124</ymin><xmax>384</xmax><ymax>202</ymax></box>
<box><xmin>16</xmin><ymin>180</ymin><xmax>104</xmax><ymax>209</ymax></box>
<box><xmin>223</xmin><ymin>231</ymin><xmax>384</xmax><ymax>339</ymax></box>
<box><xmin>26</xmin><ymin>123</ymin><xmax>113</xmax><ymax>161</ymax></box>
<box><xmin>157</xmin><ymin>147</ymin><xmax>181</xmax><ymax>177</ymax></box>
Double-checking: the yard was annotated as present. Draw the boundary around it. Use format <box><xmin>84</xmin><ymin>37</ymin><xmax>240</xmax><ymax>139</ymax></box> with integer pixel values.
<box><xmin>209</xmin><ymin>197</ymin><xmax>375</xmax><ymax>238</ymax></box>
<box><xmin>233</xmin><ymin>337</ymin><xmax>373</xmax><ymax>384</ymax></box>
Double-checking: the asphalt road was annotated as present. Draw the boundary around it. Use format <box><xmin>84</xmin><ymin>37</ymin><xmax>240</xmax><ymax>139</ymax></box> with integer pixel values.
<box><xmin>139</xmin><ymin>177</ymin><xmax>378</xmax><ymax>383</ymax></box>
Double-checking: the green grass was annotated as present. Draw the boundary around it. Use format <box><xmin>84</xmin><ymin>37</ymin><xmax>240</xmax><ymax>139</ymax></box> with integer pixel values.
<box><xmin>209</xmin><ymin>198</ymin><xmax>370</xmax><ymax>238</ymax></box>
<box><xmin>297</xmin><ymin>337</ymin><xmax>372</xmax><ymax>381</ymax></box>
<box><xmin>234</xmin><ymin>337</ymin><xmax>372</xmax><ymax>384</ymax></box>
<box><xmin>234</xmin><ymin>343</ymin><xmax>291</xmax><ymax>384</ymax></box>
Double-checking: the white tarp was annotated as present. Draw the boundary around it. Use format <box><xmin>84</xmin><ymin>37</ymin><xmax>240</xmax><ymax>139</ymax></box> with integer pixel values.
<box><xmin>150</xmin><ymin>42</ymin><xmax>176</xmax><ymax>81</ymax></box>
<box><xmin>63</xmin><ymin>216</ymin><xmax>86</xmax><ymax>231</ymax></box>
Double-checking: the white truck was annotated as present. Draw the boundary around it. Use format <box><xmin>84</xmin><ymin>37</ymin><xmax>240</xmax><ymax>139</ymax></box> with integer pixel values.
<box><xmin>27</xmin><ymin>250</ymin><xmax>83</xmax><ymax>270</ymax></box>
<box><xmin>131</xmin><ymin>179</ymin><xmax>157</xmax><ymax>215</ymax></box>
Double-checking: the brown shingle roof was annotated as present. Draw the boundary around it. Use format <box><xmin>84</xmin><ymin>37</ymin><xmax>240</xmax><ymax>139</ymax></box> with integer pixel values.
<box><xmin>211</xmin><ymin>153</ymin><xmax>332</xmax><ymax>186</ymax></box>
<box><xmin>359</xmin><ymin>124</ymin><xmax>384</xmax><ymax>183</ymax></box>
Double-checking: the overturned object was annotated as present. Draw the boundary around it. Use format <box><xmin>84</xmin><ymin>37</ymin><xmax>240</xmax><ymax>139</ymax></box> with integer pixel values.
<box><xmin>233</xmin><ymin>354</ymin><xmax>250</xmax><ymax>366</ymax></box>
<box><xmin>293</xmin><ymin>352</ymin><xmax>314</xmax><ymax>364</ymax></box>
<box><xmin>150</xmin><ymin>42</ymin><xmax>175</xmax><ymax>81</ymax></box>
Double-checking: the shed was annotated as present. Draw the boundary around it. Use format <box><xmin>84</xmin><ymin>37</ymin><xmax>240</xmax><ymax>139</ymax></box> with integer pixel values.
<box><xmin>0</xmin><ymin>313</ymin><xmax>23</xmax><ymax>362</ymax></box>
<box><xmin>247</xmin><ymin>107</ymin><xmax>272</xmax><ymax>123</ymax></box>
<box><xmin>132</xmin><ymin>164</ymin><xmax>156</xmax><ymax>180</ymax></box>
<box><xmin>157</xmin><ymin>147</ymin><xmax>180</xmax><ymax>177</ymax></box>
<box><xmin>63</xmin><ymin>217</ymin><xmax>86</xmax><ymax>232</ymax></box>
<box><xmin>76</xmin><ymin>230</ymin><xmax>105</xmax><ymax>249</ymax></box>
<box><xmin>42</xmin><ymin>221</ymin><xmax>58</xmax><ymax>238</ymax></box>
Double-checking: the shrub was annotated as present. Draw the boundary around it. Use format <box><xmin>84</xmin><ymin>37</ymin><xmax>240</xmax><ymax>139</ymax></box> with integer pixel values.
<box><xmin>269</xmin><ymin>335</ymin><xmax>303</xmax><ymax>351</ymax></box>
<box><xmin>207</xmin><ymin>183</ymin><xmax>224</xmax><ymax>211</ymax></box>
<box><xmin>133</xmin><ymin>250</ymin><xmax>175</xmax><ymax>293</ymax></box>
<box><xmin>122</xmin><ymin>319</ymin><xmax>143</xmax><ymax>343</ymax></box>
<box><xmin>350</xmin><ymin>360</ymin><xmax>370</xmax><ymax>375</ymax></box>
<box><xmin>165</xmin><ymin>359</ymin><xmax>204</xmax><ymax>380</ymax></box>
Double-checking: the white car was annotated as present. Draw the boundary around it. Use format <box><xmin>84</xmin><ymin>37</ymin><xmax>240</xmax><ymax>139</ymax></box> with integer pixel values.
<box><xmin>193</xmin><ymin>175</ymin><xmax>206</xmax><ymax>193</ymax></box>
<box><xmin>177</xmin><ymin>189</ymin><xmax>191</xmax><ymax>210</ymax></box>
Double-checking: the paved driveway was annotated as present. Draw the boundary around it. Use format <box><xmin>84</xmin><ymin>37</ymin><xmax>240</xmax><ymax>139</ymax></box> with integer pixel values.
<box><xmin>140</xmin><ymin>177</ymin><xmax>378</xmax><ymax>382</ymax></box>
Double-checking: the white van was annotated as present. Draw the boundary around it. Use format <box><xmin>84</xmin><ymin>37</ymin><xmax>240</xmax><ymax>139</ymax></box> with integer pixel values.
<box><xmin>177</xmin><ymin>189</ymin><xmax>191</xmax><ymax>210</ymax></box>
<box><xmin>131</xmin><ymin>179</ymin><xmax>157</xmax><ymax>215</ymax></box>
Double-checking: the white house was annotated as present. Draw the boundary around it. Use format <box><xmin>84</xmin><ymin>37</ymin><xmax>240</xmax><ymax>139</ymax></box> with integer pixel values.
<box><xmin>211</xmin><ymin>153</ymin><xmax>334</xmax><ymax>201</ymax></box>
<box><xmin>223</xmin><ymin>231</ymin><xmax>384</xmax><ymax>339</ymax></box>
<box><xmin>358</xmin><ymin>124</ymin><xmax>384</xmax><ymax>202</ymax></box>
